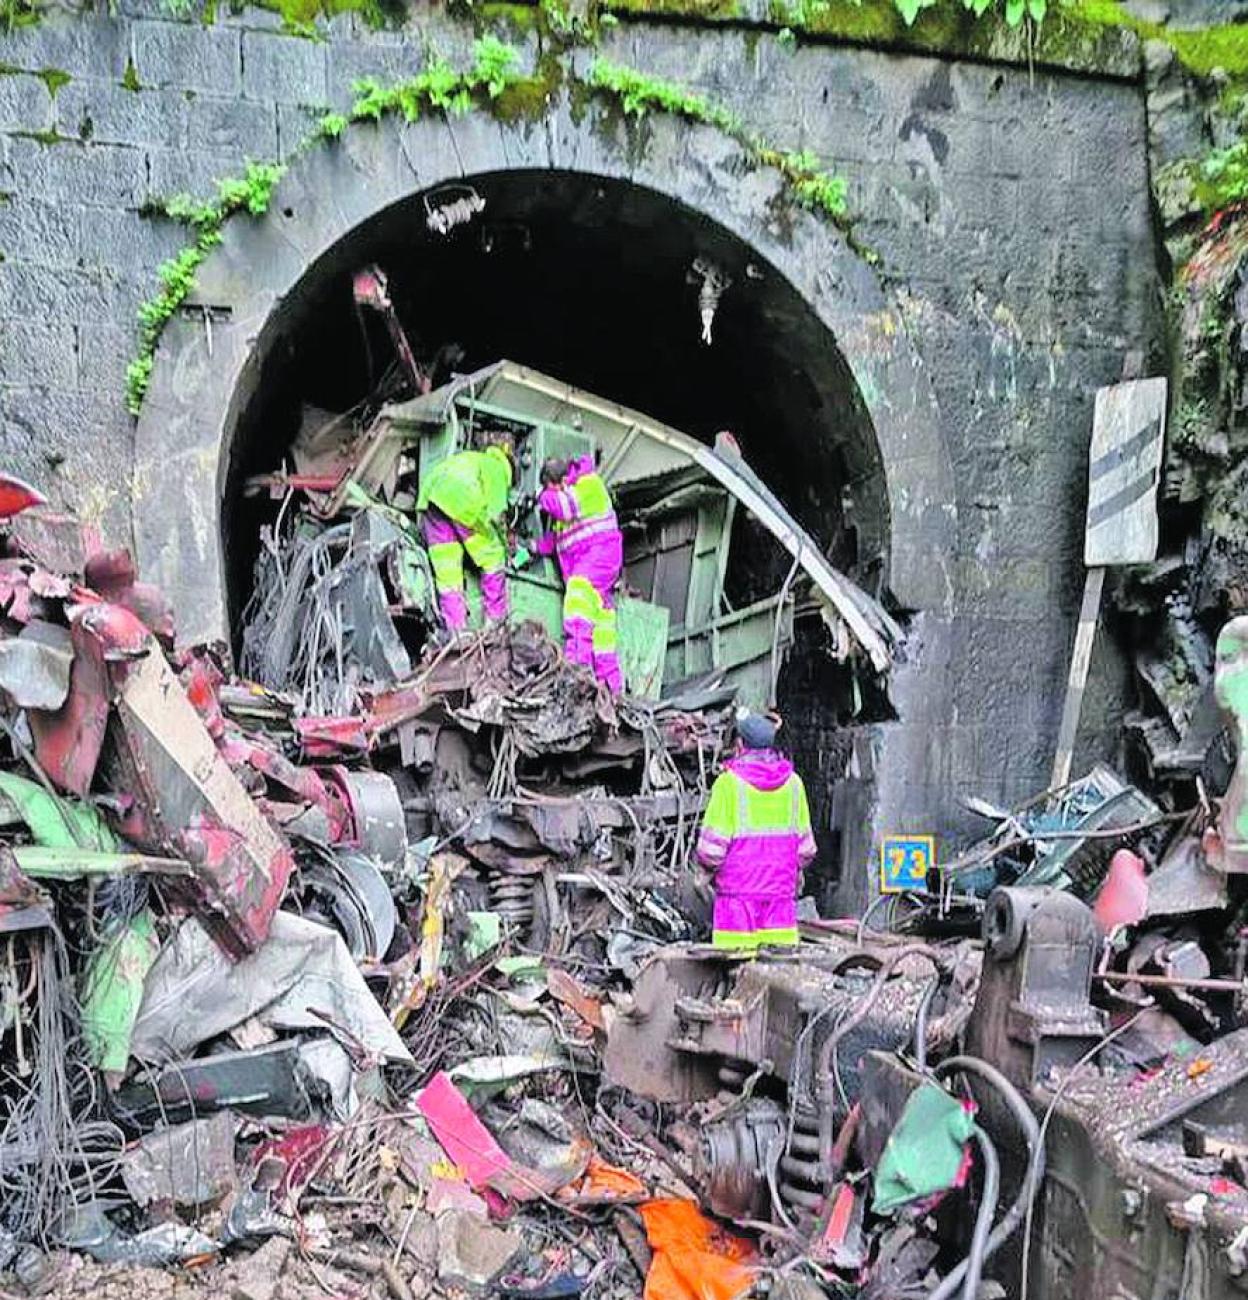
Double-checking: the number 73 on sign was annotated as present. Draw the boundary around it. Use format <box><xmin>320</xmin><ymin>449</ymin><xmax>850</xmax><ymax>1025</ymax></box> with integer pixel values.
<box><xmin>880</xmin><ymin>835</ymin><xmax>934</xmax><ymax>895</ymax></box>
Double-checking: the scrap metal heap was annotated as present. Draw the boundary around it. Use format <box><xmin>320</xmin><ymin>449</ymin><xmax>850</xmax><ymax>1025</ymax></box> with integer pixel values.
<box><xmin>0</xmin><ymin>357</ymin><xmax>1246</xmax><ymax>1298</ymax></box>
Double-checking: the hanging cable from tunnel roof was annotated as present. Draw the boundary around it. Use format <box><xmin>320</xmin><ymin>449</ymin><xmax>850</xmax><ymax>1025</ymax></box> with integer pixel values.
<box><xmin>690</xmin><ymin>258</ymin><xmax>732</xmax><ymax>346</ymax></box>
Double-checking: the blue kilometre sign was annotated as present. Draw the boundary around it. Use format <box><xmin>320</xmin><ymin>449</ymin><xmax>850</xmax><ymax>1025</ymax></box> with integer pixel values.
<box><xmin>880</xmin><ymin>835</ymin><xmax>934</xmax><ymax>894</ymax></box>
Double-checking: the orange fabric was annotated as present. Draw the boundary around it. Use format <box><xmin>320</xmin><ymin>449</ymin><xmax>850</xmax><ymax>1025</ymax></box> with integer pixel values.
<box><xmin>583</xmin><ymin>1156</ymin><xmax>646</xmax><ymax>1197</ymax></box>
<box><xmin>558</xmin><ymin>1155</ymin><xmax>647</xmax><ymax>1203</ymax></box>
<box><xmin>639</xmin><ymin>1199</ymin><xmax>755</xmax><ymax>1300</ymax></box>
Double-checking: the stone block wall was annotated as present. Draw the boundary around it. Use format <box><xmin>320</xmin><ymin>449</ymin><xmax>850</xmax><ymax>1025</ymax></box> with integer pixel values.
<box><xmin>0</xmin><ymin>1</ymin><xmax>1161</xmax><ymax>871</ymax></box>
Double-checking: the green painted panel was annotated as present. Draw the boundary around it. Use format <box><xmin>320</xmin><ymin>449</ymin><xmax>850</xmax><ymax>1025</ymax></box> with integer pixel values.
<box><xmin>80</xmin><ymin>908</ymin><xmax>159</xmax><ymax>1076</ymax></box>
<box><xmin>464</xmin><ymin>566</ymin><xmax>564</xmax><ymax>632</ymax></box>
<box><xmin>0</xmin><ymin>772</ymin><xmax>119</xmax><ymax>851</ymax></box>
<box><xmin>618</xmin><ymin>597</ymin><xmax>669</xmax><ymax>700</ymax></box>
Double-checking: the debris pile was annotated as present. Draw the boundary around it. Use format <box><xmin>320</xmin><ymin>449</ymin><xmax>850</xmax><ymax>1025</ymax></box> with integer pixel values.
<box><xmin>0</xmin><ymin>338</ymin><xmax>1246</xmax><ymax>1298</ymax></box>
<box><xmin>0</xmin><ymin>501</ymin><xmax>744</xmax><ymax>1296</ymax></box>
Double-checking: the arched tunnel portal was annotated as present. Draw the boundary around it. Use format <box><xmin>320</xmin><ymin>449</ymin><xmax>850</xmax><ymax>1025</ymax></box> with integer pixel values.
<box><xmin>133</xmin><ymin>105</ymin><xmax>956</xmax><ymax>909</ymax></box>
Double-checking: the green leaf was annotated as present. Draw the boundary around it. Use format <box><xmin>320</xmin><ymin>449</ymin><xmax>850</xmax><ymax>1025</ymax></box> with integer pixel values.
<box><xmin>1005</xmin><ymin>0</ymin><xmax>1025</xmax><ymax>23</ymax></box>
<box><xmin>895</xmin><ymin>0</ymin><xmax>923</xmax><ymax>23</ymax></box>
<box><xmin>1026</xmin><ymin>0</ymin><xmax>1045</xmax><ymax>20</ymax></box>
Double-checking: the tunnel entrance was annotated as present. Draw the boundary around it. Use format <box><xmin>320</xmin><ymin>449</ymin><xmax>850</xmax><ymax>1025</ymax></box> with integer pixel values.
<box><xmin>222</xmin><ymin>169</ymin><xmax>893</xmax><ymax>906</ymax></box>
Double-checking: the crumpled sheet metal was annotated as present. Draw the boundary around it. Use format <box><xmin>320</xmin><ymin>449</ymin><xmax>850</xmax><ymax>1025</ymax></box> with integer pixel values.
<box><xmin>130</xmin><ymin>912</ymin><xmax>412</xmax><ymax>1077</ymax></box>
<box><xmin>7</xmin><ymin>508</ymin><xmax>98</xmax><ymax>577</ymax></box>
<box><xmin>0</xmin><ymin>849</ymin><xmax>51</xmax><ymax>933</ymax></box>
<box><xmin>0</xmin><ymin>770</ymin><xmax>118</xmax><ymax>851</ymax></box>
<box><xmin>120</xmin><ymin>1111</ymin><xmax>238</xmax><ymax>1207</ymax></box>
<box><xmin>1146</xmin><ymin>835</ymin><xmax>1229</xmax><ymax>916</ymax></box>
<box><xmin>80</xmin><ymin>909</ymin><xmax>160</xmax><ymax>1078</ymax></box>
<box><xmin>106</xmin><ymin>641</ymin><xmax>294</xmax><ymax>959</ymax></box>
<box><xmin>28</xmin><ymin>612</ymin><xmax>111</xmax><ymax>796</ymax></box>
<box><xmin>113</xmin><ymin>1041</ymin><xmax>310</xmax><ymax>1127</ymax></box>
<box><xmin>0</xmin><ymin>622</ymin><xmax>73</xmax><ymax>710</ymax></box>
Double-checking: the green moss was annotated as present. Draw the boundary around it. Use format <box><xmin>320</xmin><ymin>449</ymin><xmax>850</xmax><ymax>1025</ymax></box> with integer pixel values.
<box><xmin>249</xmin><ymin>0</ymin><xmax>404</xmax><ymax>33</ymax></box>
<box><xmin>493</xmin><ymin>68</ymin><xmax>562</xmax><ymax>121</ymax></box>
<box><xmin>0</xmin><ymin>63</ymin><xmax>72</xmax><ymax>95</ymax></box>
<box><xmin>617</xmin><ymin>0</ymin><xmax>741</xmax><ymax>15</ymax></box>
<box><xmin>1064</xmin><ymin>0</ymin><xmax>1248</xmax><ymax>76</ymax></box>
<box><xmin>0</xmin><ymin>0</ymin><xmax>41</xmax><ymax>31</ymax></box>
<box><xmin>121</xmin><ymin>58</ymin><xmax>141</xmax><ymax>92</ymax></box>
<box><xmin>475</xmin><ymin>1</ymin><xmax>541</xmax><ymax>34</ymax></box>
<box><xmin>600</xmin><ymin>0</ymin><xmax>1134</xmax><ymax>75</ymax></box>
<box><xmin>35</xmin><ymin>67</ymin><xmax>69</xmax><ymax>96</ymax></box>
<box><xmin>12</xmin><ymin>127</ymin><xmax>67</xmax><ymax>144</ymax></box>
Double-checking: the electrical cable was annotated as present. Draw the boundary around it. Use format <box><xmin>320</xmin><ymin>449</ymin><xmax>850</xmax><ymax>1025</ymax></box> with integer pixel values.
<box><xmin>913</xmin><ymin>974</ymin><xmax>941</xmax><ymax>1074</ymax></box>
<box><xmin>926</xmin><ymin>1055</ymin><xmax>1043</xmax><ymax>1300</ymax></box>
<box><xmin>958</xmin><ymin>1125</ymin><xmax>1000</xmax><ymax>1300</ymax></box>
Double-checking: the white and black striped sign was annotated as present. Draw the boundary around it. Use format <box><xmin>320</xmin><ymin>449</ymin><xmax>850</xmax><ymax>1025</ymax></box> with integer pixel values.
<box><xmin>1084</xmin><ymin>377</ymin><xmax>1167</xmax><ymax>567</ymax></box>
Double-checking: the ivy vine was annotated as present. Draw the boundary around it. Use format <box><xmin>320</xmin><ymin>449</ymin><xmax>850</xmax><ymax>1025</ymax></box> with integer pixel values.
<box><xmin>125</xmin><ymin>161</ymin><xmax>284</xmax><ymax>412</ymax></box>
<box><xmin>585</xmin><ymin>58</ymin><xmax>848</xmax><ymax>219</ymax></box>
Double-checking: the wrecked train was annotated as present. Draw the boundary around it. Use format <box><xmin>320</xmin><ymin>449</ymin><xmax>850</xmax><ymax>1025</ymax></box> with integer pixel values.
<box><xmin>0</xmin><ymin>323</ymin><xmax>1243</xmax><ymax>1300</ymax></box>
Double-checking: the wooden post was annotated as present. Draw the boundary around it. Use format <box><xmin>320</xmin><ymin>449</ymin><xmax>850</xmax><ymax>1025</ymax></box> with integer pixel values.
<box><xmin>1050</xmin><ymin>566</ymin><xmax>1106</xmax><ymax>791</ymax></box>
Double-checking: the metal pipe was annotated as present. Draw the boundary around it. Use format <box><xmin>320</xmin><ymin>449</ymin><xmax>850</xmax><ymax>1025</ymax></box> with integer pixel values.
<box><xmin>1094</xmin><ymin>970</ymin><xmax>1246</xmax><ymax>994</ymax></box>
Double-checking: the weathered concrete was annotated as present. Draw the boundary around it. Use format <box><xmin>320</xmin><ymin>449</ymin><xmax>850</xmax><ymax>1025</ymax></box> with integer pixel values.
<box><xmin>0</xmin><ymin>0</ymin><xmax>1161</xmax><ymax>886</ymax></box>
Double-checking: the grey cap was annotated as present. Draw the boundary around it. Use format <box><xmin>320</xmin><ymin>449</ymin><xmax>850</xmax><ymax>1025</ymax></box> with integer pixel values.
<box><xmin>735</xmin><ymin>710</ymin><xmax>777</xmax><ymax>749</ymax></box>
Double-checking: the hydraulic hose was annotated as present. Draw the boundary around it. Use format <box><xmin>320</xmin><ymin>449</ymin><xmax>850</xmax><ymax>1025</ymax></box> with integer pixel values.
<box><xmin>958</xmin><ymin>1126</ymin><xmax>1000</xmax><ymax>1300</ymax></box>
<box><xmin>926</xmin><ymin>1055</ymin><xmax>1044</xmax><ymax>1300</ymax></box>
<box><xmin>913</xmin><ymin>975</ymin><xmax>941</xmax><ymax>1073</ymax></box>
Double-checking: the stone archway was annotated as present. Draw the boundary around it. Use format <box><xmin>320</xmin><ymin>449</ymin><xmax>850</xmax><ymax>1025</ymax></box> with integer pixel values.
<box><xmin>132</xmin><ymin>97</ymin><xmax>956</xmax><ymax>909</ymax></box>
<box><xmin>133</xmin><ymin>96</ymin><xmax>954</xmax><ymax>644</ymax></box>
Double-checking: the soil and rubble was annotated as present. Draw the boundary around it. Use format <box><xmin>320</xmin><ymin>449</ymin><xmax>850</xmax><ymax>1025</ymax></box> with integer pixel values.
<box><xmin>0</xmin><ymin>327</ymin><xmax>1246</xmax><ymax>1300</ymax></box>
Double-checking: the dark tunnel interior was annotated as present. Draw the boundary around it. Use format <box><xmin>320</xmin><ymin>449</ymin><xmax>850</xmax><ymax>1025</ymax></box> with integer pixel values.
<box><xmin>223</xmin><ymin>169</ymin><xmax>893</xmax><ymax>903</ymax></box>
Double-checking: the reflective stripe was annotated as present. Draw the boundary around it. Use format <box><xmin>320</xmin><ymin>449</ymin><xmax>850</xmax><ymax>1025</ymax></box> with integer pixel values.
<box><xmin>712</xmin><ymin>927</ymin><xmax>799</xmax><ymax>950</ymax></box>
<box><xmin>565</xmin><ymin>575</ymin><xmax>600</xmax><ymax>621</ymax></box>
<box><xmin>463</xmin><ymin>527</ymin><xmax>505</xmax><ymax>574</ymax></box>
<box><xmin>558</xmin><ymin>510</ymin><xmax>619</xmax><ymax>549</ymax></box>
<box><xmin>730</xmin><ymin>770</ymin><xmax>803</xmax><ymax>837</ymax></box>
<box><xmin>592</xmin><ymin>604</ymin><xmax>617</xmax><ymax>653</ymax></box>
<box><xmin>427</xmin><ymin>540</ymin><xmax>465</xmax><ymax>593</ymax></box>
<box><xmin>728</xmin><ymin>769</ymin><xmax>806</xmax><ymax>832</ymax></box>
<box><xmin>549</xmin><ymin>471</ymin><xmax>617</xmax><ymax>550</ymax></box>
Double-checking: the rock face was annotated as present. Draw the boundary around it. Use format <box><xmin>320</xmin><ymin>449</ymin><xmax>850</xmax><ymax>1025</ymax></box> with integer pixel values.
<box><xmin>0</xmin><ymin>0</ymin><xmax>1162</xmax><ymax>886</ymax></box>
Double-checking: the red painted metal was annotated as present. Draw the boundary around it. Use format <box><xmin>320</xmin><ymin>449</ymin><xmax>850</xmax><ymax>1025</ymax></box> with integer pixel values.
<box><xmin>0</xmin><ymin>475</ymin><xmax>46</xmax><ymax>519</ymax></box>
<box><xmin>29</xmin><ymin>614</ymin><xmax>112</xmax><ymax>796</ymax></box>
<box><xmin>294</xmin><ymin>715</ymin><xmax>371</xmax><ymax>758</ymax></box>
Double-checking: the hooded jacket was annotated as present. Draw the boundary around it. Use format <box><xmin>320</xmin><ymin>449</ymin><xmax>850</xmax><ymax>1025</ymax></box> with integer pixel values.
<box><xmin>417</xmin><ymin>446</ymin><xmax>512</xmax><ymax>533</ymax></box>
<box><xmin>696</xmin><ymin>748</ymin><xmax>816</xmax><ymax>901</ymax></box>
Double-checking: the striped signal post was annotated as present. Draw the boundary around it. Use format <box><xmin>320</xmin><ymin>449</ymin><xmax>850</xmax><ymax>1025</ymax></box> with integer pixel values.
<box><xmin>1051</xmin><ymin>377</ymin><xmax>1167</xmax><ymax>790</ymax></box>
